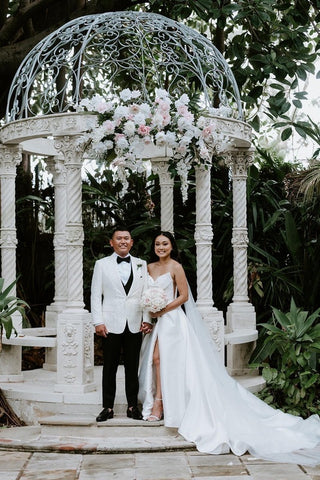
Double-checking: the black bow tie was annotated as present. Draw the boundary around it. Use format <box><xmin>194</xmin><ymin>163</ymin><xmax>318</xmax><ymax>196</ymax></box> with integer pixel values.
<box><xmin>117</xmin><ymin>256</ymin><xmax>131</xmax><ymax>264</ymax></box>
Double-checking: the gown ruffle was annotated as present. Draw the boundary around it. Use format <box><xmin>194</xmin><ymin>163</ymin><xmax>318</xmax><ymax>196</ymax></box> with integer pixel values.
<box><xmin>138</xmin><ymin>272</ymin><xmax>320</xmax><ymax>465</ymax></box>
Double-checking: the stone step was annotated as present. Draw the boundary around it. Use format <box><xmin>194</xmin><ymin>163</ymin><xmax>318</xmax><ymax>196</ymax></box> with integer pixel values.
<box><xmin>2</xmin><ymin>334</ymin><xmax>56</xmax><ymax>347</ymax></box>
<box><xmin>0</xmin><ymin>419</ymin><xmax>196</xmax><ymax>454</ymax></box>
<box><xmin>39</xmin><ymin>414</ymin><xmax>163</xmax><ymax>427</ymax></box>
<box><xmin>224</xmin><ymin>329</ymin><xmax>258</xmax><ymax>345</ymax></box>
<box><xmin>0</xmin><ymin>366</ymin><xmax>265</xmax><ymax>425</ymax></box>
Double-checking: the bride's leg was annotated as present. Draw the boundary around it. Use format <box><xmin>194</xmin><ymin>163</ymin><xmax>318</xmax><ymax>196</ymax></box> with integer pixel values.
<box><xmin>148</xmin><ymin>339</ymin><xmax>163</xmax><ymax>421</ymax></box>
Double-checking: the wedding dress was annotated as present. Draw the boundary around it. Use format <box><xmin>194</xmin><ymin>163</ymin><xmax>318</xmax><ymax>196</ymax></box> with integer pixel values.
<box><xmin>138</xmin><ymin>272</ymin><xmax>320</xmax><ymax>465</ymax></box>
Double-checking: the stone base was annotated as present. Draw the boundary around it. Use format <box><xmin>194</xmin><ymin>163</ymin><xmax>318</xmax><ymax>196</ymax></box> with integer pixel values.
<box><xmin>43</xmin><ymin>307</ymin><xmax>60</xmax><ymax>371</ymax></box>
<box><xmin>202</xmin><ymin>308</ymin><xmax>225</xmax><ymax>360</ymax></box>
<box><xmin>55</xmin><ymin>310</ymin><xmax>96</xmax><ymax>393</ymax></box>
<box><xmin>226</xmin><ymin>301</ymin><xmax>256</xmax><ymax>331</ymax></box>
<box><xmin>226</xmin><ymin>341</ymin><xmax>258</xmax><ymax>376</ymax></box>
<box><xmin>0</xmin><ymin>343</ymin><xmax>22</xmax><ymax>381</ymax></box>
<box><xmin>225</xmin><ymin>301</ymin><xmax>257</xmax><ymax>375</ymax></box>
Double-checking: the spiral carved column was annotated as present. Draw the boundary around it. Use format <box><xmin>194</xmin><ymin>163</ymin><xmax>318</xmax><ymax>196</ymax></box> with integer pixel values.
<box><xmin>0</xmin><ymin>145</ymin><xmax>23</xmax><ymax>381</ymax></box>
<box><xmin>53</xmin><ymin>136</ymin><xmax>95</xmax><ymax>393</ymax></box>
<box><xmin>0</xmin><ymin>145</ymin><xmax>22</xmax><ymax>330</ymax></box>
<box><xmin>225</xmin><ymin>149</ymin><xmax>257</xmax><ymax>375</ymax></box>
<box><xmin>44</xmin><ymin>156</ymin><xmax>68</xmax><ymax>371</ymax></box>
<box><xmin>53</xmin><ymin>137</ymin><xmax>85</xmax><ymax>311</ymax></box>
<box><xmin>195</xmin><ymin>163</ymin><xmax>224</xmax><ymax>357</ymax></box>
<box><xmin>46</xmin><ymin>157</ymin><xmax>68</xmax><ymax>309</ymax></box>
<box><xmin>151</xmin><ymin>158</ymin><xmax>174</xmax><ymax>233</ymax></box>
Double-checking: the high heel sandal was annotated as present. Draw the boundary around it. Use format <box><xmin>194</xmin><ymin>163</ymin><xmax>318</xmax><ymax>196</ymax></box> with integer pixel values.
<box><xmin>147</xmin><ymin>398</ymin><xmax>164</xmax><ymax>422</ymax></box>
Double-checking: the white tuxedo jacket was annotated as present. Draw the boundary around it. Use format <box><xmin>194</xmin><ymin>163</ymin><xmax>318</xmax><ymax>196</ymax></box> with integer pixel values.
<box><xmin>90</xmin><ymin>253</ymin><xmax>149</xmax><ymax>333</ymax></box>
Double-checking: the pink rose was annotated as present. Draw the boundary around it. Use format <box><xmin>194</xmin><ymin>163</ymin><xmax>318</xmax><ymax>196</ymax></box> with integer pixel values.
<box><xmin>102</xmin><ymin>120</ymin><xmax>115</xmax><ymax>135</ymax></box>
<box><xmin>202</xmin><ymin>125</ymin><xmax>214</xmax><ymax>139</ymax></box>
<box><xmin>137</xmin><ymin>125</ymin><xmax>151</xmax><ymax>136</ymax></box>
<box><xmin>177</xmin><ymin>105</ymin><xmax>189</xmax><ymax>116</ymax></box>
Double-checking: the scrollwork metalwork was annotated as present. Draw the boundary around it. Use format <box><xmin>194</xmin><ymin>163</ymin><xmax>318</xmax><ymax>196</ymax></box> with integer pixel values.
<box><xmin>6</xmin><ymin>11</ymin><xmax>242</xmax><ymax>122</ymax></box>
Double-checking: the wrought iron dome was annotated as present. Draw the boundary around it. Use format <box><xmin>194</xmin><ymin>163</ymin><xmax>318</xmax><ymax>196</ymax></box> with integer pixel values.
<box><xmin>6</xmin><ymin>11</ymin><xmax>243</xmax><ymax>123</ymax></box>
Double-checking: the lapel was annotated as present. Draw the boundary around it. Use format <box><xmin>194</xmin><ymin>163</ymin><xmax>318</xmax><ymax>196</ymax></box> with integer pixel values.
<box><xmin>129</xmin><ymin>256</ymin><xmax>137</xmax><ymax>293</ymax></box>
<box><xmin>128</xmin><ymin>256</ymin><xmax>144</xmax><ymax>295</ymax></box>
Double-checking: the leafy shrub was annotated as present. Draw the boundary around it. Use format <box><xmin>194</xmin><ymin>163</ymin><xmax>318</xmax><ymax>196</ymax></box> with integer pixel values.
<box><xmin>250</xmin><ymin>298</ymin><xmax>320</xmax><ymax>418</ymax></box>
<box><xmin>0</xmin><ymin>278</ymin><xmax>29</xmax><ymax>352</ymax></box>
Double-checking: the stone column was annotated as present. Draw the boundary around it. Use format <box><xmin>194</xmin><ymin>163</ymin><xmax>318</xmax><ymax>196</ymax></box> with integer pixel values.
<box><xmin>43</xmin><ymin>156</ymin><xmax>68</xmax><ymax>371</ymax></box>
<box><xmin>225</xmin><ymin>149</ymin><xmax>257</xmax><ymax>375</ymax></box>
<box><xmin>0</xmin><ymin>145</ymin><xmax>23</xmax><ymax>381</ymax></box>
<box><xmin>151</xmin><ymin>158</ymin><xmax>174</xmax><ymax>233</ymax></box>
<box><xmin>194</xmin><ymin>163</ymin><xmax>225</xmax><ymax>357</ymax></box>
<box><xmin>0</xmin><ymin>145</ymin><xmax>22</xmax><ymax>330</ymax></box>
<box><xmin>53</xmin><ymin>136</ymin><xmax>95</xmax><ymax>392</ymax></box>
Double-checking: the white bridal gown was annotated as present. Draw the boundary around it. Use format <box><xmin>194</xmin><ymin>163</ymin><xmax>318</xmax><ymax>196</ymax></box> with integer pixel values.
<box><xmin>138</xmin><ymin>272</ymin><xmax>320</xmax><ymax>465</ymax></box>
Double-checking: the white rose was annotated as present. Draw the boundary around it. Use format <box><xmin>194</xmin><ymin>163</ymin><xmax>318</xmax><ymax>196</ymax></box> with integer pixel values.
<box><xmin>155</xmin><ymin>131</ymin><xmax>167</xmax><ymax>146</ymax></box>
<box><xmin>119</xmin><ymin>89</ymin><xmax>132</xmax><ymax>101</ymax></box>
<box><xmin>123</xmin><ymin>120</ymin><xmax>136</xmax><ymax>137</ymax></box>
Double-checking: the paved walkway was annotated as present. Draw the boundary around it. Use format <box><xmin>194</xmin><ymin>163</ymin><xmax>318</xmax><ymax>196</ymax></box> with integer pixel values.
<box><xmin>0</xmin><ymin>421</ymin><xmax>319</xmax><ymax>480</ymax></box>
<box><xmin>0</xmin><ymin>449</ymin><xmax>320</xmax><ymax>480</ymax></box>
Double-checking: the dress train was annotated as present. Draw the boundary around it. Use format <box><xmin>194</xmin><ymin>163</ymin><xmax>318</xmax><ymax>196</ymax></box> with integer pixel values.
<box><xmin>138</xmin><ymin>273</ymin><xmax>320</xmax><ymax>465</ymax></box>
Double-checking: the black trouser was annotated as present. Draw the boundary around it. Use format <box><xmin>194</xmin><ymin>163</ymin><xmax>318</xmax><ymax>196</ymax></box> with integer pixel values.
<box><xmin>102</xmin><ymin>324</ymin><xmax>142</xmax><ymax>409</ymax></box>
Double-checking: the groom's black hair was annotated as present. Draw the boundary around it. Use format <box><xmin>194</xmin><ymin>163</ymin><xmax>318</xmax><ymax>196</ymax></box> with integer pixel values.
<box><xmin>110</xmin><ymin>225</ymin><xmax>132</xmax><ymax>238</ymax></box>
<box><xmin>149</xmin><ymin>231</ymin><xmax>180</xmax><ymax>263</ymax></box>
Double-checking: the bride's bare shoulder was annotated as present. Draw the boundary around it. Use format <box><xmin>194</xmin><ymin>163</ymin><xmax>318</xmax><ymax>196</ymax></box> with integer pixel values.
<box><xmin>172</xmin><ymin>260</ymin><xmax>186</xmax><ymax>275</ymax></box>
<box><xmin>147</xmin><ymin>262</ymin><xmax>158</xmax><ymax>273</ymax></box>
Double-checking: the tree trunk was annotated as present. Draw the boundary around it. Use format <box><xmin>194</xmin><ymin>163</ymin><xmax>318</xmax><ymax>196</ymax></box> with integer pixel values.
<box><xmin>0</xmin><ymin>388</ymin><xmax>24</xmax><ymax>427</ymax></box>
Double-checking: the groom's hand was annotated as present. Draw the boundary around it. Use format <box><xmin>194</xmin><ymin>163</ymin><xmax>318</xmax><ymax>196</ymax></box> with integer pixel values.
<box><xmin>95</xmin><ymin>324</ymin><xmax>108</xmax><ymax>337</ymax></box>
<box><xmin>141</xmin><ymin>322</ymin><xmax>153</xmax><ymax>334</ymax></box>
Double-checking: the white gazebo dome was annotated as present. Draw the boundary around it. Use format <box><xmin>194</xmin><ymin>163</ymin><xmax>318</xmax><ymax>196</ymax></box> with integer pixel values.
<box><xmin>6</xmin><ymin>11</ymin><xmax>243</xmax><ymax>122</ymax></box>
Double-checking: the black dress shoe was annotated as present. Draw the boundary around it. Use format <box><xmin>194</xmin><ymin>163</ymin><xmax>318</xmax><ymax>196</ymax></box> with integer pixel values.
<box><xmin>127</xmin><ymin>405</ymin><xmax>143</xmax><ymax>420</ymax></box>
<box><xmin>96</xmin><ymin>408</ymin><xmax>114</xmax><ymax>422</ymax></box>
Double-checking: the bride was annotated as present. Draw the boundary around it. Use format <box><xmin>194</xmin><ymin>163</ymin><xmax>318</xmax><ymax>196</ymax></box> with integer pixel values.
<box><xmin>138</xmin><ymin>231</ymin><xmax>320</xmax><ymax>465</ymax></box>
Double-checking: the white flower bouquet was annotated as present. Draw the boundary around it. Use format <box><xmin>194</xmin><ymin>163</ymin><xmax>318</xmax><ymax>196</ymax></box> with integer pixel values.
<box><xmin>77</xmin><ymin>88</ymin><xmax>232</xmax><ymax>202</ymax></box>
<box><xmin>141</xmin><ymin>286</ymin><xmax>168</xmax><ymax>314</ymax></box>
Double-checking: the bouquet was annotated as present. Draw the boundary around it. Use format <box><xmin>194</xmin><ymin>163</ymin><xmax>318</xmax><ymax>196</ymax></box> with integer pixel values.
<box><xmin>141</xmin><ymin>286</ymin><xmax>168</xmax><ymax>314</ymax></box>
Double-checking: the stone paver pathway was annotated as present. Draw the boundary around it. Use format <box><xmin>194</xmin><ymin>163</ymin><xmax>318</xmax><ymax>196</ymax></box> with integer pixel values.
<box><xmin>0</xmin><ymin>450</ymin><xmax>319</xmax><ymax>480</ymax></box>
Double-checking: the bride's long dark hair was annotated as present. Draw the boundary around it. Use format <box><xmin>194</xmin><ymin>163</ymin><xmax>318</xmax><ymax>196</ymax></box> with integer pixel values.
<box><xmin>149</xmin><ymin>231</ymin><xmax>180</xmax><ymax>263</ymax></box>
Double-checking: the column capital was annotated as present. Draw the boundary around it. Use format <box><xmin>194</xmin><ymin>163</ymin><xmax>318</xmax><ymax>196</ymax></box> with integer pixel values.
<box><xmin>151</xmin><ymin>157</ymin><xmax>172</xmax><ymax>184</ymax></box>
<box><xmin>53</xmin><ymin>135</ymin><xmax>85</xmax><ymax>166</ymax></box>
<box><xmin>0</xmin><ymin>145</ymin><xmax>22</xmax><ymax>174</ymax></box>
<box><xmin>223</xmin><ymin>149</ymin><xmax>254</xmax><ymax>178</ymax></box>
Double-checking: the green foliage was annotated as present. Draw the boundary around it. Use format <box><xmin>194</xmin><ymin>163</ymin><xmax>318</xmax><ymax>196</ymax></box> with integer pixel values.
<box><xmin>145</xmin><ymin>0</ymin><xmax>319</xmax><ymax>138</ymax></box>
<box><xmin>245</xmin><ymin>151</ymin><xmax>320</xmax><ymax>322</ymax></box>
<box><xmin>0</xmin><ymin>277</ymin><xmax>29</xmax><ymax>351</ymax></box>
<box><xmin>251</xmin><ymin>299</ymin><xmax>320</xmax><ymax>417</ymax></box>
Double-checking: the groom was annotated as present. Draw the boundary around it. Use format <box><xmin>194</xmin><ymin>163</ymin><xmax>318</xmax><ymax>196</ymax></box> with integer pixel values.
<box><xmin>91</xmin><ymin>226</ymin><xmax>151</xmax><ymax>422</ymax></box>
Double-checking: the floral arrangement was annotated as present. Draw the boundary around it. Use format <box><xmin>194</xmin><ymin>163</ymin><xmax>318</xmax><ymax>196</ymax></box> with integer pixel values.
<box><xmin>141</xmin><ymin>286</ymin><xmax>168</xmax><ymax>315</ymax></box>
<box><xmin>78</xmin><ymin>88</ymin><xmax>232</xmax><ymax>202</ymax></box>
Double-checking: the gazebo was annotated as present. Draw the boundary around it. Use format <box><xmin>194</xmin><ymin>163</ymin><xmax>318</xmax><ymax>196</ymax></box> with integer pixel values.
<box><xmin>0</xmin><ymin>11</ymin><xmax>261</xmax><ymax>423</ymax></box>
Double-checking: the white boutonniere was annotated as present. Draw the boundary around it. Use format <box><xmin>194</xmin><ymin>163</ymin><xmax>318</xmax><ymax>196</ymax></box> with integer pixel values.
<box><xmin>137</xmin><ymin>263</ymin><xmax>143</xmax><ymax>277</ymax></box>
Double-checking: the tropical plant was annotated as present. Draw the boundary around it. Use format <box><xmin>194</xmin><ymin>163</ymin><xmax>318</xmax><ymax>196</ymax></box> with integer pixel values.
<box><xmin>0</xmin><ymin>277</ymin><xmax>29</xmax><ymax>352</ymax></box>
<box><xmin>250</xmin><ymin>298</ymin><xmax>320</xmax><ymax>417</ymax></box>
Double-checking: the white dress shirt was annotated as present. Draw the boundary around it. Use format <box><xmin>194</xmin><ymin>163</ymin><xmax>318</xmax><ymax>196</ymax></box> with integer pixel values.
<box><xmin>117</xmin><ymin>254</ymin><xmax>132</xmax><ymax>285</ymax></box>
